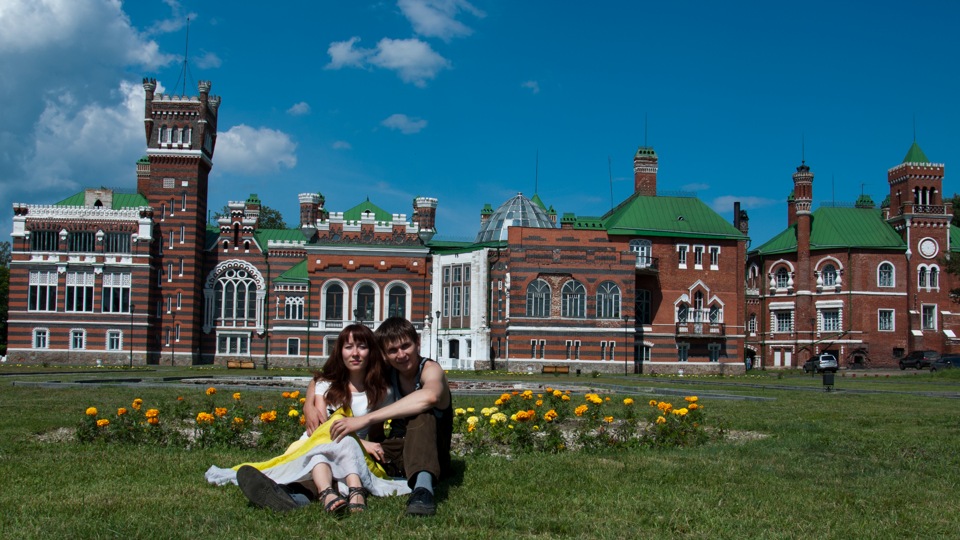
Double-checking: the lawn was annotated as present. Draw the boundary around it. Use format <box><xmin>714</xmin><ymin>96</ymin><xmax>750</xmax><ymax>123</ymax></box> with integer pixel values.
<box><xmin>1</xmin><ymin>367</ymin><xmax>959</xmax><ymax>539</ymax></box>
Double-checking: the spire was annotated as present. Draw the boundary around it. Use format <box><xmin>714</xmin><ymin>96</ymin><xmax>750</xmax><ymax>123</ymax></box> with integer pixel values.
<box><xmin>902</xmin><ymin>141</ymin><xmax>929</xmax><ymax>164</ymax></box>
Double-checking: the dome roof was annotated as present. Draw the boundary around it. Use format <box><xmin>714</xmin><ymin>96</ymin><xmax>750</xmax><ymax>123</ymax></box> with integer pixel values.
<box><xmin>475</xmin><ymin>192</ymin><xmax>555</xmax><ymax>243</ymax></box>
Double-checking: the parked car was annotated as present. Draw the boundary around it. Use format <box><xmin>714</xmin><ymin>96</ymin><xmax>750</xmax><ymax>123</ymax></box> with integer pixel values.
<box><xmin>899</xmin><ymin>350</ymin><xmax>939</xmax><ymax>370</ymax></box>
<box><xmin>930</xmin><ymin>355</ymin><xmax>960</xmax><ymax>372</ymax></box>
<box><xmin>803</xmin><ymin>353</ymin><xmax>839</xmax><ymax>374</ymax></box>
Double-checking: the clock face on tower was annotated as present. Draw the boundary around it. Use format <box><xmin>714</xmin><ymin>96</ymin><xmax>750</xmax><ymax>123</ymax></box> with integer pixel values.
<box><xmin>919</xmin><ymin>237</ymin><xmax>939</xmax><ymax>259</ymax></box>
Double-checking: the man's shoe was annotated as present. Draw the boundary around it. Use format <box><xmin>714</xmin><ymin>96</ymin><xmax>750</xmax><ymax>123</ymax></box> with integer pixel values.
<box><xmin>236</xmin><ymin>465</ymin><xmax>300</xmax><ymax>512</ymax></box>
<box><xmin>406</xmin><ymin>487</ymin><xmax>436</xmax><ymax>516</ymax></box>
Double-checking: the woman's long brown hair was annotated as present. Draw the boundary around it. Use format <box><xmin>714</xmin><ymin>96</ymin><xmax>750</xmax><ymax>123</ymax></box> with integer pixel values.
<box><xmin>314</xmin><ymin>324</ymin><xmax>388</xmax><ymax>412</ymax></box>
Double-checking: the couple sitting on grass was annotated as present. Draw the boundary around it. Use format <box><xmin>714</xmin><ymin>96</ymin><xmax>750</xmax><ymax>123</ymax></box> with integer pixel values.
<box><xmin>205</xmin><ymin>317</ymin><xmax>453</xmax><ymax>517</ymax></box>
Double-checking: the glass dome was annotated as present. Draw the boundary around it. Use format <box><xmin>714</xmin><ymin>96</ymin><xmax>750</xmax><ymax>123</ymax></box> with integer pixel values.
<box><xmin>475</xmin><ymin>192</ymin><xmax>555</xmax><ymax>243</ymax></box>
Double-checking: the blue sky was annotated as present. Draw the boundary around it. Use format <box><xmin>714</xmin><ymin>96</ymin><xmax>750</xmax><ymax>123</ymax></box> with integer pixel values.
<box><xmin>3</xmin><ymin>1</ymin><xmax>960</xmax><ymax>247</ymax></box>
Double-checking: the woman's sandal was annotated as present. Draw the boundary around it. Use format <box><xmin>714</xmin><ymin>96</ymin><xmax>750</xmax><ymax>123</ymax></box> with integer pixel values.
<box><xmin>347</xmin><ymin>486</ymin><xmax>369</xmax><ymax>513</ymax></box>
<box><xmin>319</xmin><ymin>486</ymin><xmax>347</xmax><ymax>515</ymax></box>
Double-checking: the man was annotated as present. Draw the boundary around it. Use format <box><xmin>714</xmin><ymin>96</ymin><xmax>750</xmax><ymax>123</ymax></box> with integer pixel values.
<box><xmin>330</xmin><ymin>317</ymin><xmax>453</xmax><ymax>516</ymax></box>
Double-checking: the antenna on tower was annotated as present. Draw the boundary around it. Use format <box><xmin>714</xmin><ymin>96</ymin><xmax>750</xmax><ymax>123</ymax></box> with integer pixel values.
<box><xmin>172</xmin><ymin>17</ymin><xmax>195</xmax><ymax>96</ymax></box>
<box><xmin>801</xmin><ymin>133</ymin><xmax>806</xmax><ymax>164</ymax></box>
<box><xmin>913</xmin><ymin>114</ymin><xmax>917</xmax><ymax>142</ymax></box>
<box><xmin>644</xmin><ymin>114</ymin><xmax>649</xmax><ymax>147</ymax></box>
<box><xmin>608</xmin><ymin>156</ymin><xmax>614</xmax><ymax>210</ymax></box>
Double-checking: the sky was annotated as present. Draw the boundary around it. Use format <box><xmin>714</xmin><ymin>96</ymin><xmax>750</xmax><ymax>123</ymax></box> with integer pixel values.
<box><xmin>2</xmin><ymin>0</ymin><xmax>960</xmax><ymax>248</ymax></box>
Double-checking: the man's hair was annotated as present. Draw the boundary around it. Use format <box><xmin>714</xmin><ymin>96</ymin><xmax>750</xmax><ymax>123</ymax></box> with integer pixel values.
<box><xmin>375</xmin><ymin>316</ymin><xmax>421</xmax><ymax>348</ymax></box>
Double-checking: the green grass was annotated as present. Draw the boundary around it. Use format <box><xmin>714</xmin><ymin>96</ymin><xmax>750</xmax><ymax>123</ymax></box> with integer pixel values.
<box><xmin>1</xmin><ymin>367</ymin><xmax>959</xmax><ymax>539</ymax></box>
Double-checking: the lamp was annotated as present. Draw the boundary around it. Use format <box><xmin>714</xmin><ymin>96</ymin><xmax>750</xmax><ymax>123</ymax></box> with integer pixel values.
<box><xmin>129</xmin><ymin>303</ymin><xmax>135</xmax><ymax>368</ymax></box>
<box><xmin>435</xmin><ymin>310</ymin><xmax>441</xmax><ymax>360</ymax></box>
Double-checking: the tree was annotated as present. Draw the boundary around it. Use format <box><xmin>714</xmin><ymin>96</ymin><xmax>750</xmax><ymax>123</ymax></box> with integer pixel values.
<box><xmin>947</xmin><ymin>194</ymin><xmax>960</xmax><ymax>300</ymax></box>
<box><xmin>212</xmin><ymin>204</ymin><xmax>287</xmax><ymax>229</ymax></box>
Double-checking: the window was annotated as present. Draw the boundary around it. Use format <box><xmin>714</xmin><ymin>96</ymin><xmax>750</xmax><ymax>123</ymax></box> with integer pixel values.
<box><xmin>442</xmin><ymin>287</ymin><xmax>450</xmax><ymax>317</ymax></box>
<box><xmin>774</xmin><ymin>310</ymin><xmax>793</xmax><ymax>333</ymax></box>
<box><xmin>463</xmin><ymin>266</ymin><xmax>470</xmax><ymax>282</ymax></box>
<box><xmin>463</xmin><ymin>285</ymin><xmax>470</xmax><ymax>313</ymax></box>
<box><xmin>597</xmin><ymin>281</ymin><xmax>621</xmax><ymax>319</ymax></box>
<box><xmin>878</xmin><ymin>263</ymin><xmax>894</xmax><ymax>287</ymax></box>
<box><xmin>600</xmin><ymin>341</ymin><xmax>607</xmax><ymax>361</ymax></box>
<box><xmin>708</xmin><ymin>343</ymin><xmax>721</xmax><ymax>362</ymax></box>
<box><xmin>67</xmin><ymin>231</ymin><xmax>96</xmax><ymax>252</ymax></box>
<box><xmin>284</xmin><ymin>297</ymin><xmax>304</xmax><ymax>320</ymax></box>
<box><xmin>325</xmin><ymin>283</ymin><xmax>344</xmax><ymax>320</ymax></box>
<box><xmin>452</xmin><ymin>285</ymin><xmax>461</xmax><ymax>316</ymax></box>
<box><xmin>388</xmin><ymin>285</ymin><xmax>406</xmax><ymax>318</ymax></box>
<box><xmin>29</xmin><ymin>270</ymin><xmax>58</xmax><ymax>311</ymax></box>
<box><xmin>218</xmin><ymin>334</ymin><xmax>249</xmax><ymax>354</ymax></box>
<box><xmin>179</xmin><ymin>258</ymin><xmax>184</xmax><ymax>276</ymax></box>
<box><xmin>70</xmin><ymin>329</ymin><xmax>85</xmax><ymax>350</ymax></box>
<box><xmin>677</xmin><ymin>245</ymin><xmax>688</xmax><ymax>267</ymax></box>
<box><xmin>775</xmin><ymin>268</ymin><xmax>790</xmax><ymax>289</ymax></box>
<box><xmin>214</xmin><ymin>268</ymin><xmax>258</xmax><ymax>323</ymax></box>
<box><xmin>31</xmin><ymin>230</ymin><xmax>59</xmax><ymax>251</ymax></box>
<box><xmin>574</xmin><ymin>340</ymin><xmax>581</xmax><ymax>360</ymax></box>
<box><xmin>878</xmin><ymin>309</ymin><xmax>894</xmax><ymax>332</ymax></box>
<box><xmin>821</xmin><ymin>264</ymin><xmax>837</xmax><ymax>287</ymax></box>
<box><xmin>709</xmin><ymin>304</ymin><xmax>721</xmax><ymax>323</ymax></box>
<box><xmin>65</xmin><ymin>272</ymin><xmax>94</xmax><ymax>312</ymax></box>
<box><xmin>630</xmin><ymin>239</ymin><xmax>653</xmax><ymax>268</ymax></box>
<box><xmin>919</xmin><ymin>267</ymin><xmax>927</xmax><ymax>288</ymax></box>
<box><xmin>103</xmin><ymin>233</ymin><xmax>131</xmax><ymax>253</ymax></box>
<box><xmin>107</xmin><ymin>330</ymin><xmax>122</xmax><ymax>351</ymax></box>
<box><xmin>287</xmin><ymin>338</ymin><xmax>300</xmax><ymax>356</ymax></box>
<box><xmin>167</xmin><ymin>262</ymin><xmax>173</xmax><ymax>282</ymax></box>
<box><xmin>565</xmin><ymin>340</ymin><xmax>572</xmax><ymax>359</ymax></box>
<box><xmin>102</xmin><ymin>273</ymin><xmax>131</xmax><ymax>313</ymax></box>
<box><xmin>677</xmin><ymin>343</ymin><xmax>690</xmax><ymax>362</ymax></box>
<box><xmin>355</xmin><ymin>284</ymin><xmax>375</xmax><ymax>321</ymax></box>
<box><xmin>531</xmin><ymin>340</ymin><xmax>537</xmax><ymax>358</ymax></box>
<box><xmin>930</xmin><ymin>267</ymin><xmax>939</xmax><ymax>289</ymax></box>
<box><xmin>539</xmin><ymin>340</ymin><xmax>546</xmax><ymax>359</ymax></box>
<box><xmin>748</xmin><ymin>314</ymin><xmax>757</xmax><ymax>334</ymax></box>
<box><xmin>922</xmin><ymin>305</ymin><xmax>937</xmax><ymax>330</ymax></box>
<box><xmin>443</xmin><ymin>268</ymin><xmax>450</xmax><ymax>283</ymax></box>
<box><xmin>636</xmin><ymin>289</ymin><xmax>652</xmax><ymax>325</ymax></box>
<box><xmin>561</xmin><ymin>280</ymin><xmax>586</xmax><ymax>318</ymax></box>
<box><xmin>608</xmin><ymin>341</ymin><xmax>615</xmax><ymax>361</ymax></box>
<box><xmin>693</xmin><ymin>292</ymin><xmax>704</xmax><ymax>322</ymax></box>
<box><xmin>526</xmin><ymin>279</ymin><xmax>551</xmax><ymax>318</ymax></box>
<box><xmin>181</xmin><ymin>193</ymin><xmax>187</xmax><ymax>211</ymax></box>
<box><xmin>33</xmin><ymin>328</ymin><xmax>49</xmax><ymax>349</ymax></box>
<box><xmin>180</xmin><ymin>225</ymin><xmax>185</xmax><ymax>244</ymax></box>
<box><xmin>677</xmin><ymin>303</ymin><xmax>689</xmax><ymax>323</ymax></box>
<box><xmin>693</xmin><ymin>246</ymin><xmax>704</xmax><ymax>268</ymax></box>
<box><xmin>821</xmin><ymin>309</ymin><xmax>840</xmax><ymax>332</ymax></box>
<box><xmin>453</xmin><ymin>267</ymin><xmax>462</xmax><ymax>282</ymax></box>
<box><xmin>709</xmin><ymin>246</ymin><xmax>720</xmax><ymax>268</ymax></box>
<box><xmin>168</xmin><ymin>231</ymin><xmax>174</xmax><ymax>250</ymax></box>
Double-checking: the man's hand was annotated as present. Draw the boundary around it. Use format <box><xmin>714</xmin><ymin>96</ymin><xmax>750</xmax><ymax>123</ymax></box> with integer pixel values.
<box><xmin>331</xmin><ymin>416</ymin><xmax>369</xmax><ymax>442</ymax></box>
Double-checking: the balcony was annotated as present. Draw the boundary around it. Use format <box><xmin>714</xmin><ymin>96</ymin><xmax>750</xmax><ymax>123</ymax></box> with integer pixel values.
<box><xmin>635</xmin><ymin>255</ymin><xmax>659</xmax><ymax>273</ymax></box>
<box><xmin>898</xmin><ymin>203</ymin><xmax>946</xmax><ymax>216</ymax></box>
<box><xmin>675</xmin><ymin>322</ymin><xmax>725</xmax><ymax>337</ymax></box>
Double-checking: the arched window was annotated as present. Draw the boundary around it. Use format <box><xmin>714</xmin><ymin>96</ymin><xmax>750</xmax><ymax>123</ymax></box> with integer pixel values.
<box><xmin>919</xmin><ymin>267</ymin><xmax>928</xmax><ymax>288</ymax></box>
<box><xmin>748</xmin><ymin>313</ymin><xmax>757</xmax><ymax>333</ymax></box>
<box><xmin>677</xmin><ymin>302</ymin><xmax>689</xmax><ymax>323</ymax></box>
<box><xmin>596</xmin><ymin>281</ymin><xmax>621</xmax><ymax>319</ymax></box>
<box><xmin>561</xmin><ymin>280</ymin><xmax>586</xmax><ymax>318</ymax></box>
<box><xmin>214</xmin><ymin>268</ymin><xmax>258</xmax><ymax>323</ymax></box>
<box><xmin>284</xmin><ymin>297</ymin><xmax>304</xmax><ymax>320</ymax></box>
<box><xmin>324</xmin><ymin>283</ymin><xmax>344</xmax><ymax>321</ymax></box>
<box><xmin>526</xmin><ymin>279</ymin><xmax>551</xmax><ymax>318</ymax></box>
<box><xmin>693</xmin><ymin>291</ymin><xmax>704</xmax><ymax>321</ymax></box>
<box><xmin>822</xmin><ymin>264</ymin><xmax>837</xmax><ymax>287</ymax></box>
<box><xmin>775</xmin><ymin>267</ymin><xmax>790</xmax><ymax>288</ymax></box>
<box><xmin>629</xmin><ymin>239</ymin><xmax>653</xmax><ymax>268</ymax></box>
<box><xmin>930</xmin><ymin>266</ymin><xmax>939</xmax><ymax>288</ymax></box>
<box><xmin>355</xmin><ymin>284</ymin><xmax>375</xmax><ymax>321</ymax></box>
<box><xmin>387</xmin><ymin>284</ymin><xmax>407</xmax><ymax>318</ymax></box>
<box><xmin>878</xmin><ymin>262</ymin><xmax>894</xmax><ymax>287</ymax></box>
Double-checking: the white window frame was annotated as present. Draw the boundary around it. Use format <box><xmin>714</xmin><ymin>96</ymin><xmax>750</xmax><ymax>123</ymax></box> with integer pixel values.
<box><xmin>106</xmin><ymin>330</ymin><xmax>123</xmax><ymax>351</ymax></box>
<box><xmin>34</xmin><ymin>328</ymin><xmax>49</xmax><ymax>349</ymax></box>
<box><xmin>878</xmin><ymin>309</ymin><xmax>894</xmax><ymax>332</ymax></box>
<box><xmin>677</xmin><ymin>244</ymin><xmax>689</xmax><ymax>268</ymax></box>
<box><xmin>922</xmin><ymin>304</ymin><xmax>937</xmax><ymax>331</ymax></box>
<box><xmin>709</xmin><ymin>246</ymin><xmax>720</xmax><ymax>270</ymax></box>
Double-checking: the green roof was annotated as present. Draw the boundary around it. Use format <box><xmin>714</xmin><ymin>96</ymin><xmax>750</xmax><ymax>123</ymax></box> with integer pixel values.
<box><xmin>951</xmin><ymin>225</ymin><xmax>960</xmax><ymax>253</ymax></box>
<box><xmin>343</xmin><ymin>198</ymin><xmax>393</xmax><ymax>222</ymax></box>
<box><xmin>55</xmin><ymin>191</ymin><xmax>149</xmax><ymax>209</ymax></box>
<box><xmin>902</xmin><ymin>141</ymin><xmax>929</xmax><ymax>164</ymax></box>
<box><xmin>254</xmin><ymin>228</ymin><xmax>307</xmax><ymax>251</ymax></box>
<box><xmin>276</xmin><ymin>259</ymin><xmax>309</xmax><ymax>282</ymax></box>
<box><xmin>751</xmin><ymin>206</ymin><xmax>906</xmax><ymax>256</ymax></box>
<box><xmin>531</xmin><ymin>193</ymin><xmax>547</xmax><ymax>211</ymax></box>
<box><xmin>601</xmin><ymin>193</ymin><xmax>745</xmax><ymax>240</ymax></box>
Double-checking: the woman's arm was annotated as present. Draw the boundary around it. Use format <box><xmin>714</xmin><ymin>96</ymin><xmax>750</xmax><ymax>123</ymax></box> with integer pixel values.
<box><xmin>303</xmin><ymin>379</ymin><xmax>329</xmax><ymax>435</ymax></box>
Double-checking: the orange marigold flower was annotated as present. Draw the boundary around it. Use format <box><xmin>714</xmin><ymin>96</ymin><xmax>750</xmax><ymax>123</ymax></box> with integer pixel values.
<box><xmin>96</xmin><ymin>419</ymin><xmax>110</xmax><ymax>428</ymax></box>
<box><xmin>281</xmin><ymin>391</ymin><xmax>291</xmax><ymax>399</ymax></box>
<box><xmin>545</xmin><ymin>387</ymin><xmax>553</xmax><ymax>393</ymax></box>
<box><xmin>689</xmin><ymin>403</ymin><xmax>699</xmax><ymax>410</ymax></box>
<box><xmin>177</xmin><ymin>396</ymin><xmax>184</xmax><ymax>401</ymax></box>
<box><xmin>574</xmin><ymin>405</ymin><xmax>588</xmax><ymax>417</ymax></box>
<box><xmin>196</xmin><ymin>412</ymin><xmax>215</xmax><ymax>424</ymax></box>
<box><xmin>290</xmin><ymin>391</ymin><xmax>301</xmax><ymax>399</ymax></box>
<box><xmin>685</xmin><ymin>396</ymin><xmax>698</xmax><ymax>403</ymax></box>
<box><xmin>552</xmin><ymin>390</ymin><xmax>562</xmax><ymax>397</ymax></box>
<box><xmin>535</xmin><ymin>399</ymin><xmax>544</xmax><ymax>407</ymax></box>
<box><xmin>260</xmin><ymin>411</ymin><xmax>277</xmax><ymax>423</ymax></box>
<box><xmin>132</xmin><ymin>398</ymin><xmax>143</xmax><ymax>410</ymax></box>
<box><xmin>561</xmin><ymin>394</ymin><xmax>571</xmax><ymax>401</ymax></box>
<box><xmin>623</xmin><ymin>398</ymin><xmax>634</xmax><ymax>406</ymax></box>
<box><xmin>603</xmin><ymin>416</ymin><xmax>614</xmax><ymax>423</ymax></box>
<box><xmin>145</xmin><ymin>408</ymin><xmax>159</xmax><ymax>419</ymax></box>
<box><xmin>215</xmin><ymin>407</ymin><xmax>228</xmax><ymax>417</ymax></box>
<box><xmin>117</xmin><ymin>407</ymin><xmax>128</xmax><ymax>416</ymax></box>
<box><xmin>649</xmin><ymin>399</ymin><xmax>658</xmax><ymax>406</ymax></box>
<box><xmin>544</xmin><ymin>410</ymin><xmax>558</xmax><ymax>422</ymax></box>
<box><xmin>299</xmin><ymin>397</ymin><xmax>306</xmax><ymax>404</ymax></box>
<box><xmin>233</xmin><ymin>392</ymin><xmax>242</xmax><ymax>401</ymax></box>
<box><xmin>233</xmin><ymin>417</ymin><xmax>244</xmax><ymax>426</ymax></box>
<box><xmin>205</xmin><ymin>387</ymin><xmax>217</xmax><ymax>396</ymax></box>
<box><xmin>299</xmin><ymin>415</ymin><xmax>306</xmax><ymax>425</ymax></box>
<box><xmin>85</xmin><ymin>407</ymin><xmax>98</xmax><ymax>417</ymax></box>
<box><xmin>512</xmin><ymin>391</ymin><xmax>519</xmax><ymax>396</ymax></box>
<box><xmin>499</xmin><ymin>393</ymin><xmax>512</xmax><ymax>402</ymax></box>
<box><xmin>147</xmin><ymin>417</ymin><xmax>160</xmax><ymax>425</ymax></box>
<box><xmin>656</xmin><ymin>416</ymin><xmax>666</xmax><ymax>425</ymax></box>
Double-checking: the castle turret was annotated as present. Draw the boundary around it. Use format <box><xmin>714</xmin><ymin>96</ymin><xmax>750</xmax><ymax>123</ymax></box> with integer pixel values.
<box><xmin>633</xmin><ymin>146</ymin><xmax>658</xmax><ymax>196</ymax></box>
<box><xmin>413</xmin><ymin>196</ymin><xmax>438</xmax><ymax>242</ymax></box>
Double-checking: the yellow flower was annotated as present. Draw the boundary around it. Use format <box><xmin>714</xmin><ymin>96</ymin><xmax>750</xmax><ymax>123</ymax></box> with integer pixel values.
<box><xmin>147</xmin><ymin>417</ymin><xmax>159</xmax><ymax>426</ymax></box>
<box><xmin>508</xmin><ymin>425</ymin><xmax>514</xmax><ymax>429</ymax></box>
<box><xmin>467</xmin><ymin>424</ymin><xmax>475</xmax><ymax>433</ymax></box>
<box><xmin>499</xmin><ymin>393</ymin><xmax>512</xmax><ymax>402</ymax></box>
<box><xmin>290</xmin><ymin>391</ymin><xmax>301</xmax><ymax>399</ymax></box>
<box><xmin>552</xmin><ymin>389</ymin><xmax>562</xmax><ymax>397</ymax></box>
<box><xmin>574</xmin><ymin>405</ymin><xmax>588</xmax><ymax>417</ymax></box>
<box><xmin>85</xmin><ymin>407</ymin><xmax>98</xmax><ymax>417</ymax></box>
<box><xmin>603</xmin><ymin>416</ymin><xmax>614</xmax><ymax>423</ymax></box>
<box><xmin>259</xmin><ymin>411</ymin><xmax>277</xmax><ymax>423</ymax></box>
<box><xmin>656</xmin><ymin>416</ymin><xmax>666</xmax><ymax>425</ymax></box>
<box><xmin>532</xmin><ymin>425</ymin><xmax>540</xmax><ymax>431</ymax></box>
<box><xmin>545</xmin><ymin>387</ymin><xmax>553</xmax><ymax>393</ymax></box>
<box><xmin>233</xmin><ymin>417</ymin><xmax>244</xmax><ymax>426</ymax></box>
<box><xmin>145</xmin><ymin>409</ymin><xmax>159</xmax><ymax>419</ymax></box>
<box><xmin>205</xmin><ymin>387</ymin><xmax>217</xmax><ymax>396</ymax></box>
<box><xmin>673</xmin><ymin>408</ymin><xmax>689</xmax><ymax>416</ymax></box>
<box><xmin>561</xmin><ymin>394</ymin><xmax>571</xmax><ymax>402</ymax></box>
<box><xmin>522</xmin><ymin>390</ymin><xmax>534</xmax><ymax>399</ymax></box>
<box><xmin>537</xmin><ymin>394</ymin><xmax>543</xmax><ymax>398</ymax></box>
<box><xmin>491</xmin><ymin>412</ymin><xmax>508</xmax><ymax>424</ymax></box>
<box><xmin>132</xmin><ymin>398</ymin><xmax>143</xmax><ymax>410</ymax></box>
<box><xmin>466</xmin><ymin>407</ymin><xmax>475</xmax><ymax>413</ymax></box>
<box><xmin>535</xmin><ymin>399</ymin><xmax>544</xmax><ymax>407</ymax></box>
<box><xmin>117</xmin><ymin>407</ymin><xmax>128</xmax><ymax>416</ymax></box>
<box><xmin>299</xmin><ymin>397</ymin><xmax>306</xmax><ymax>404</ymax></box>
<box><xmin>455</xmin><ymin>408</ymin><xmax>466</xmax><ymax>416</ymax></box>
<box><xmin>685</xmin><ymin>396</ymin><xmax>698</xmax><ymax>403</ymax></box>
<box><xmin>689</xmin><ymin>403</ymin><xmax>699</xmax><ymax>410</ymax></box>
<box><xmin>466</xmin><ymin>416</ymin><xmax>479</xmax><ymax>426</ymax></box>
<box><xmin>288</xmin><ymin>409</ymin><xmax>300</xmax><ymax>418</ymax></box>
<box><xmin>215</xmin><ymin>407</ymin><xmax>228</xmax><ymax>417</ymax></box>
<box><xmin>196</xmin><ymin>412</ymin><xmax>215</xmax><ymax>424</ymax></box>
<box><xmin>623</xmin><ymin>398</ymin><xmax>634</xmax><ymax>406</ymax></box>
<box><xmin>494</xmin><ymin>399</ymin><xmax>503</xmax><ymax>406</ymax></box>
<box><xmin>233</xmin><ymin>392</ymin><xmax>242</xmax><ymax>401</ymax></box>
<box><xmin>649</xmin><ymin>399</ymin><xmax>658</xmax><ymax>406</ymax></box>
<box><xmin>96</xmin><ymin>419</ymin><xmax>110</xmax><ymax>428</ymax></box>
<box><xmin>544</xmin><ymin>410</ymin><xmax>558</xmax><ymax>422</ymax></box>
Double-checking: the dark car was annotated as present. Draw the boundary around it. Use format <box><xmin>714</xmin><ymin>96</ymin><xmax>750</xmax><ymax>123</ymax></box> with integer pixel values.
<box><xmin>803</xmin><ymin>353</ymin><xmax>839</xmax><ymax>374</ymax></box>
<box><xmin>899</xmin><ymin>350</ymin><xmax>939</xmax><ymax>370</ymax></box>
<box><xmin>931</xmin><ymin>355</ymin><xmax>960</xmax><ymax>372</ymax></box>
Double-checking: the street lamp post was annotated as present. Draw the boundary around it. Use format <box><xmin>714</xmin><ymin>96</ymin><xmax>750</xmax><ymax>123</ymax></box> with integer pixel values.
<box><xmin>170</xmin><ymin>312</ymin><xmax>175</xmax><ymax>366</ymax></box>
<box><xmin>435</xmin><ymin>310</ymin><xmax>441</xmax><ymax>361</ymax></box>
<box><xmin>623</xmin><ymin>315</ymin><xmax>630</xmax><ymax>376</ymax></box>
<box><xmin>129</xmin><ymin>303</ymin><xmax>135</xmax><ymax>368</ymax></box>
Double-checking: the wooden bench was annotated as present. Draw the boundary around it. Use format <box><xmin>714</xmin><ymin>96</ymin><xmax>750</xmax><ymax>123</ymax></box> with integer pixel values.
<box><xmin>542</xmin><ymin>365</ymin><xmax>570</xmax><ymax>375</ymax></box>
<box><xmin>227</xmin><ymin>360</ymin><xmax>256</xmax><ymax>369</ymax></box>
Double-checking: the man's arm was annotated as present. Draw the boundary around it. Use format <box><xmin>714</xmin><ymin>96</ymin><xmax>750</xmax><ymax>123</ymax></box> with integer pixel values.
<box><xmin>330</xmin><ymin>363</ymin><xmax>448</xmax><ymax>442</ymax></box>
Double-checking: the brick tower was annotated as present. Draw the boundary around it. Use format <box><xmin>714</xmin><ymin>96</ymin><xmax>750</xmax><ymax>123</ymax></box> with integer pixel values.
<box><xmin>633</xmin><ymin>146</ymin><xmax>658</xmax><ymax>196</ymax></box>
<box><xmin>139</xmin><ymin>78</ymin><xmax>220</xmax><ymax>364</ymax></box>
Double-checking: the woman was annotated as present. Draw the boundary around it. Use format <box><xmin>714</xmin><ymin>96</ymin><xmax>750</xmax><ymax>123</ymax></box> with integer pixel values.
<box><xmin>205</xmin><ymin>324</ymin><xmax>408</xmax><ymax>513</ymax></box>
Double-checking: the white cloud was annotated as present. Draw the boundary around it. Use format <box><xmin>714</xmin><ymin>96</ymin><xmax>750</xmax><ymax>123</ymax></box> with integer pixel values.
<box><xmin>287</xmin><ymin>102</ymin><xmax>311</xmax><ymax>116</ymax></box>
<box><xmin>369</xmin><ymin>38</ymin><xmax>450</xmax><ymax>87</ymax></box>
<box><xmin>711</xmin><ymin>195</ymin><xmax>780</xmax><ymax>212</ymax></box>
<box><xmin>381</xmin><ymin>114</ymin><xmax>427</xmax><ymax>135</ymax></box>
<box><xmin>194</xmin><ymin>51</ymin><xmax>222</xmax><ymax>69</ymax></box>
<box><xmin>145</xmin><ymin>0</ymin><xmax>197</xmax><ymax>36</ymax></box>
<box><xmin>215</xmin><ymin>125</ymin><xmax>298</xmax><ymax>175</ymax></box>
<box><xmin>521</xmin><ymin>80</ymin><xmax>540</xmax><ymax>94</ymax></box>
<box><xmin>683</xmin><ymin>182</ymin><xmax>710</xmax><ymax>192</ymax></box>
<box><xmin>332</xmin><ymin>140</ymin><xmax>352</xmax><ymax>150</ymax></box>
<box><xmin>326</xmin><ymin>37</ymin><xmax>368</xmax><ymax>69</ymax></box>
<box><xmin>397</xmin><ymin>0</ymin><xmax>484</xmax><ymax>41</ymax></box>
